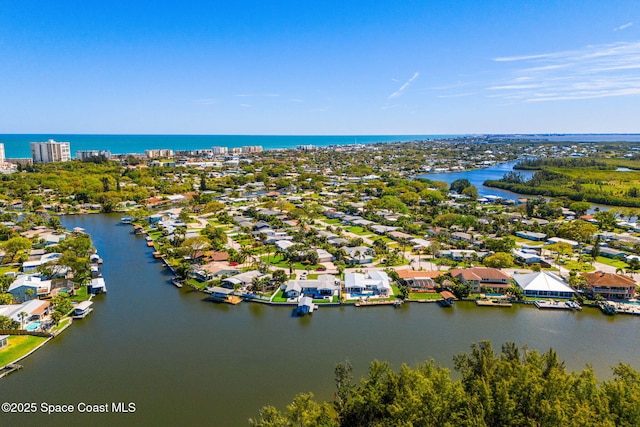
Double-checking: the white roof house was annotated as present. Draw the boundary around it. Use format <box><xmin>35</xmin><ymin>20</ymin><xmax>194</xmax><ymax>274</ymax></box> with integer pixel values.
<box><xmin>512</xmin><ymin>271</ymin><xmax>575</xmax><ymax>298</ymax></box>
<box><xmin>344</xmin><ymin>271</ymin><xmax>391</xmax><ymax>295</ymax></box>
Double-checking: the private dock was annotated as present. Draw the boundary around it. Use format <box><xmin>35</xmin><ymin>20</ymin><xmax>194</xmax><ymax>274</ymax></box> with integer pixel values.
<box><xmin>205</xmin><ymin>286</ymin><xmax>243</xmax><ymax>305</ymax></box>
<box><xmin>601</xmin><ymin>301</ymin><xmax>640</xmax><ymax>316</ymax></box>
<box><xmin>355</xmin><ymin>299</ymin><xmax>403</xmax><ymax>307</ymax></box>
<box><xmin>534</xmin><ymin>300</ymin><xmax>581</xmax><ymax>310</ymax></box>
<box><xmin>171</xmin><ymin>278</ymin><xmax>183</xmax><ymax>288</ymax></box>
<box><xmin>476</xmin><ymin>298</ymin><xmax>513</xmax><ymax>308</ymax></box>
<box><xmin>0</xmin><ymin>363</ymin><xmax>23</xmax><ymax>379</ymax></box>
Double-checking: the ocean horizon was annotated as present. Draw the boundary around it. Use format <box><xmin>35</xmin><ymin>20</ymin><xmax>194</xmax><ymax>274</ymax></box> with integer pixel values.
<box><xmin>1</xmin><ymin>133</ymin><xmax>639</xmax><ymax>159</ymax></box>
<box><xmin>0</xmin><ymin>134</ymin><xmax>462</xmax><ymax>158</ymax></box>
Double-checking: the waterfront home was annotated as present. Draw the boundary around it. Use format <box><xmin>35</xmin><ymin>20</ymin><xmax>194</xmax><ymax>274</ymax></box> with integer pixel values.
<box><xmin>221</xmin><ymin>270</ymin><xmax>263</xmax><ymax>289</ymax></box>
<box><xmin>450</xmin><ymin>267</ymin><xmax>511</xmax><ymax>294</ymax></box>
<box><xmin>344</xmin><ymin>271</ymin><xmax>391</xmax><ymax>296</ymax></box>
<box><xmin>582</xmin><ymin>272</ymin><xmax>636</xmax><ymax>300</ymax></box>
<box><xmin>512</xmin><ymin>271</ymin><xmax>576</xmax><ymax>299</ymax></box>
<box><xmin>0</xmin><ymin>299</ymin><xmax>50</xmax><ymax>323</ymax></box>
<box><xmin>21</xmin><ymin>252</ymin><xmax>61</xmax><ymax>273</ymax></box>
<box><xmin>8</xmin><ymin>275</ymin><xmax>52</xmax><ymax>302</ymax></box>
<box><xmin>396</xmin><ymin>270</ymin><xmax>440</xmax><ymax>292</ymax></box>
<box><xmin>283</xmin><ymin>275</ymin><xmax>339</xmax><ymax>299</ymax></box>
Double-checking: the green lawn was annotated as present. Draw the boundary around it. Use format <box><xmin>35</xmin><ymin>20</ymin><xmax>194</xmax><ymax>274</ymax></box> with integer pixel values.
<box><xmin>272</xmin><ymin>289</ymin><xmax>288</xmax><ymax>302</ymax></box>
<box><xmin>0</xmin><ymin>335</ymin><xmax>48</xmax><ymax>366</ymax></box>
<box><xmin>564</xmin><ymin>260</ymin><xmax>596</xmax><ymax>272</ymax></box>
<box><xmin>0</xmin><ymin>266</ymin><xmax>19</xmax><ymax>275</ymax></box>
<box><xmin>70</xmin><ymin>286</ymin><xmax>90</xmax><ymax>302</ymax></box>
<box><xmin>408</xmin><ymin>292</ymin><xmax>442</xmax><ymax>301</ymax></box>
<box><xmin>187</xmin><ymin>279</ymin><xmax>209</xmax><ymax>290</ymax></box>
<box><xmin>323</xmin><ymin>218</ymin><xmax>342</xmax><ymax>225</ymax></box>
<box><xmin>148</xmin><ymin>231</ymin><xmax>163</xmax><ymax>240</ymax></box>
<box><xmin>51</xmin><ymin>317</ymin><xmax>72</xmax><ymax>333</ymax></box>
<box><xmin>345</xmin><ymin>226</ymin><xmax>373</xmax><ymax>236</ymax></box>
<box><xmin>596</xmin><ymin>256</ymin><xmax>629</xmax><ymax>269</ymax></box>
<box><xmin>511</xmin><ymin>236</ymin><xmax>545</xmax><ymax>246</ymax></box>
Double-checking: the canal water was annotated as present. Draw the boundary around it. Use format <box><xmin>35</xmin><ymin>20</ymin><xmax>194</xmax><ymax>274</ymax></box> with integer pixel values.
<box><xmin>2</xmin><ymin>214</ymin><xmax>639</xmax><ymax>426</ymax></box>
<box><xmin>418</xmin><ymin>160</ymin><xmax>534</xmax><ymax>200</ymax></box>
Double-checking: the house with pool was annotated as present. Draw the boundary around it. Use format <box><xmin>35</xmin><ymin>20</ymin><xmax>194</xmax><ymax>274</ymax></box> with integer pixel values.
<box><xmin>283</xmin><ymin>275</ymin><xmax>339</xmax><ymax>300</ymax></box>
<box><xmin>344</xmin><ymin>271</ymin><xmax>391</xmax><ymax>298</ymax></box>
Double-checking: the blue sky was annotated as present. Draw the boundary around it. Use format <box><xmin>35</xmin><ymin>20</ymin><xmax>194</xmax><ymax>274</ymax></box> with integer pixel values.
<box><xmin>1</xmin><ymin>0</ymin><xmax>639</xmax><ymax>134</ymax></box>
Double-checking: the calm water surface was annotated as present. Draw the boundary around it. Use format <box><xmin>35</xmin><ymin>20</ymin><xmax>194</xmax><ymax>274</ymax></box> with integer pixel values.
<box><xmin>1</xmin><ymin>214</ymin><xmax>639</xmax><ymax>426</ymax></box>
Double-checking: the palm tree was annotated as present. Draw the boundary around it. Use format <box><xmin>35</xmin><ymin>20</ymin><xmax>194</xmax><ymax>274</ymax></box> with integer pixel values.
<box><xmin>19</xmin><ymin>311</ymin><xmax>28</xmax><ymax>330</ymax></box>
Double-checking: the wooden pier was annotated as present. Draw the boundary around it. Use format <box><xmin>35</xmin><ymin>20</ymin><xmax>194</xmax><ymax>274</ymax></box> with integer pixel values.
<box><xmin>0</xmin><ymin>363</ymin><xmax>23</xmax><ymax>379</ymax></box>
<box><xmin>475</xmin><ymin>298</ymin><xmax>512</xmax><ymax>307</ymax></box>
<box><xmin>355</xmin><ymin>299</ymin><xmax>403</xmax><ymax>307</ymax></box>
<box><xmin>534</xmin><ymin>300</ymin><xmax>581</xmax><ymax>310</ymax></box>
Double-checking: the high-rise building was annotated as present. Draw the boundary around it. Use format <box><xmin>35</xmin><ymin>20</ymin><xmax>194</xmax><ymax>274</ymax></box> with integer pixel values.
<box><xmin>0</xmin><ymin>143</ymin><xmax>5</xmax><ymax>162</ymax></box>
<box><xmin>211</xmin><ymin>146</ymin><xmax>228</xmax><ymax>155</ymax></box>
<box><xmin>76</xmin><ymin>150</ymin><xmax>112</xmax><ymax>161</ymax></box>
<box><xmin>30</xmin><ymin>139</ymin><xmax>71</xmax><ymax>163</ymax></box>
<box><xmin>241</xmin><ymin>146</ymin><xmax>263</xmax><ymax>153</ymax></box>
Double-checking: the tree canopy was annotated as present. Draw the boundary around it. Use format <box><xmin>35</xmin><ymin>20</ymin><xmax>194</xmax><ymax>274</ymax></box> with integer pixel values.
<box><xmin>251</xmin><ymin>341</ymin><xmax>640</xmax><ymax>427</ymax></box>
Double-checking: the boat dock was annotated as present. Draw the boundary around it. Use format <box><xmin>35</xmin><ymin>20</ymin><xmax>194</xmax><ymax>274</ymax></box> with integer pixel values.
<box><xmin>600</xmin><ymin>301</ymin><xmax>640</xmax><ymax>316</ymax></box>
<box><xmin>0</xmin><ymin>363</ymin><xmax>23</xmax><ymax>379</ymax></box>
<box><xmin>205</xmin><ymin>286</ymin><xmax>243</xmax><ymax>305</ymax></box>
<box><xmin>476</xmin><ymin>298</ymin><xmax>513</xmax><ymax>307</ymax></box>
<box><xmin>534</xmin><ymin>300</ymin><xmax>581</xmax><ymax>310</ymax></box>
<box><xmin>355</xmin><ymin>299</ymin><xmax>403</xmax><ymax>307</ymax></box>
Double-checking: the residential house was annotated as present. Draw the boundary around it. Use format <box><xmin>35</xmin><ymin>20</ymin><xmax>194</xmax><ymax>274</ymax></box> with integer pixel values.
<box><xmin>8</xmin><ymin>275</ymin><xmax>52</xmax><ymax>302</ymax></box>
<box><xmin>316</xmin><ymin>249</ymin><xmax>334</xmax><ymax>263</ymax></box>
<box><xmin>283</xmin><ymin>275</ymin><xmax>339</xmax><ymax>299</ymax></box>
<box><xmin>512</xmin><ymin>271</ymin><xmax>576</xmax><ymax>299</ymax></box>
<box><xmin>0</xmin><ymin>299</ymin><xmax>50</xmax><ymax>323</ymax></box>
<box><xmin>450</xmin><ymin>267</ymin><xmax>511</xmax><ymax>293</ymax></box>
<box><xmin>437</xmin><ymin>249</ymin><xmax>488</xmax><ymax>262</ymax></box>
<box><xmin>396</xmin><ymin>270</ymin><xmax>441</xmax><ymax>292</ymax></box>
<box><xmin>582</xmin><ymin>272</ymin><xmax>636</xmax><ymax>300</ymax></box>
<box><xmin>221</xmin><ymin>270</ymin><xmax>264</xmax><ymax>289</ymax></box>
<box><xmin>512</xmin><ymin>248</ymin><xmax>542</xmax><ymax>264</ymax></box>
<box><xmin>547</xmin><ymin>237</ymin><xmax>580</xmax><ymax>248</ymax></box>
<box><xmin>515</xmin><ymin>231</ymin><xmax>547</xmax><ymax>241</ymax></box>
<box><xmin>343</xmin><ymin>246</ymin><xmax>374</xmax><ymax>264</ymax></box>
<box><xmin>344</xmin><ymin>271</ymin><xmax>391</xmax><ymax>296</ymax></box>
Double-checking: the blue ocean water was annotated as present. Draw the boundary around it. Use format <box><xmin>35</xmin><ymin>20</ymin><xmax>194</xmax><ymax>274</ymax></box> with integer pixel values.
<box><xmin>0</xmin><ymin>134</ymin><xmax>460</xmax><ymax>158</ymax></box>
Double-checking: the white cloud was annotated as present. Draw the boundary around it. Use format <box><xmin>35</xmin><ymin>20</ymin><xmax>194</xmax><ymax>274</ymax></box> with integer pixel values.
<box><xmin>240</xmin><ymin>103</ymin><xmax>252</xmax><ymax>107</ymax></box>
<box><xmin>488</xmin><ymin>41</ymin><xmax>640</xmax><ymax>102</ymax></box>
<box><xmin>289</xmin><ymin>98</ymin><xmax>304</xmax><ymax>103</ymax></box>
<box><xmin>614</xmin><ymin>22</ymin><xmax>633</xmax><ymax>31</ymax></box>
<box><xmin>388</xmin><ymin>72</ymin><xmax>419</xmax><ymax>99</ymax></box>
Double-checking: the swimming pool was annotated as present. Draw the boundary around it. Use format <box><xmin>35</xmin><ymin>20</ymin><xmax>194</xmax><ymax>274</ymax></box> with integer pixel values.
<box><xmin>25</xmin><ymin>321</ymin><xmax>41</xmax><ymax>332</ymax></box>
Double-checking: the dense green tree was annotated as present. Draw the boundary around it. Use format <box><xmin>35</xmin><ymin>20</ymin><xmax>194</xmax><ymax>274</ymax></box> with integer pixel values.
<box><xmin>483</xmin><ymin>252</ymin><xmax>514</xmax><ymax>268</ymax></box>
<box><xmin>450</xmin><ymin>179</ymin><xmax>471</xmax><ymax>194</ymax></box>
<box><xmin>1</xmin><ymin>236</ymin><xmax>32</xmax><ymax>262</ymax></box>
